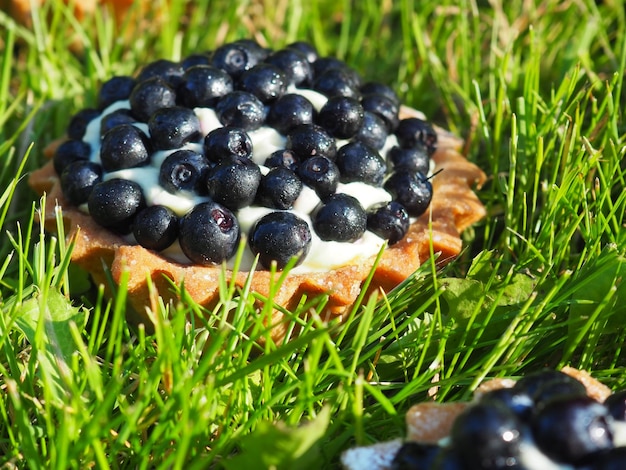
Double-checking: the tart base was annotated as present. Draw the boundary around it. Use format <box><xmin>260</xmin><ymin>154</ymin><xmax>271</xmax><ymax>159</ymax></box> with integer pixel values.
<box><xmin>28</xmin><ymin>110</ymin><xmax>486</xmax><ymax>343</ymax></box>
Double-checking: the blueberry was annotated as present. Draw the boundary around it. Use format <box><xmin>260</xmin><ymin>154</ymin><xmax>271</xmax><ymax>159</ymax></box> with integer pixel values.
<box><xmin>311</xmin><ymin>56</ymin><xmax>347</xmax><ymax>77</ymax></box>
<box><xmin>148</xmin><ymin>106</ymin><xmax>201</xmax><ymax>150</ymax></box>
<box><xmin>336</xmin><ymin>141</ymin><xmax>386</xmax><ymax>185</ymax></box>
<box><xmin>265</xmin><ymin>48</ymin><xmax>313</xmax><ymax>86</ymax></box>
<box><xmin>159</xmin><ymin>149</ymin><xmax>210</xmax><ymax>194</ymax></box>
<box><xmin>316</xmin><ymin>96</ymin><xmax>364</xmax><ymax>139</ymax></box>
<box><xmin>256</xmin><ymin>167</ymin><xmax>302</xmax><ymax>210</ymax></box>
<box><xmin>215</xmin><ymin>91</ymin><xmax>266</xmax><ymax>131</ymax></box>
<box><xmin>531</xmin><ymin>395</ymin><xmax>614</xmax><ymax>464</ymax></box>
<box><xmin>395</xmin><ymin>118</ymin><xmax>438</xmax><ymax>154</ymax></box>
<box><xmin>431</xmin><ymin>447</ymin><xmax>468</xmax><ymax>470</ymax></box>
<box><xmin>313</xmin><ymin>67</ymin><xmax>361</xmax><ymax>98</ymax></box>
<box><xmin>384</xmin><ymin>171</ymin><xmax>433</xmax><ymax>217</ymax></box>
<box><xmin>514</xmin><ymin>370</ymin><xmax>581</xmax><ymax>399</ymax></box>
<box><xmin>211</xmin><ymin>41</ymin><xmax>266</xmax><ymax>79</ymax></box>
<box><xmin>267</xmin><ymin>94</ymin><xmax>315</xmax><ymax>134</ymax></box>
<box><xmin>203</xmin><ymin>126</ymin><xmax>252</xmax><ymax>163</ymax></box>
<box><xmin>97</xmin><ymin>76</ymin><xmax>136</xmax><ymax>110</ymax></box>
<box><xmin>286</xmin><ymin>124</ymin><xmax>337</xmax><ymax>160</ymax></box>
<box><xmin>60</xmin><ymin>160</ymin><xmax>102</xmax><ymax>205</ymax></box>
<box><xmin>132</xmin><ymin>205</ymin><xmax>179</xmax><ymax>251</ymax></box>
<box><xmin>129</xmin><ymin>77</ymin><xmax>177</xmax><ymax>122</ymax></box>
<box><xmin>604</xmin><ymin>389</ymin><xmax>626</xmax><ymax>421</ymax></box>
<box><xmin>87</xmin><ymin>178</ymin><xmax>145</xmax><ymax>234</ymax></box>
<box><xmin>390</xmin><ymin>442</ymin><xmax>440</xmax><ymax>470</ymax></box>
<box><xmin>286</xmin><ymin>41</ymin><xmax>319</xmax><ymax>64</ymax></box>
<box><xmin>354</xmin><ymin>111</ymin><xmax>388</xmax><ymax>150</ymax></box>
<box><xmin>53</xmin><ymin>139</ymin><xmax>91</xmax><ymax>175</ymax></box>
<box><xmin>312</xmin><ymin>193</ymin><xmax>366</xmax><ymax>242</ymax></box>
<box><xmin>249</xmin><ymin>212</ymin><xmax>312</xmax><ymax>269</ymax></box>
<box><xmin>67</xmin><ymin>108</ymin><xmax>100</xmax><ymax>140</ymax></box>
<box><xmin>593</xmin><ymin>447</ymin><xmax>626</xmax><ymax>469</ymax></box>
<box><xmin>100</xmin><ymin>109</ymin><xmax>137</xmax><ymax>137</ymax></box>
<box><xmin>297</xmin><ymin>156</ymin><xmax>339</xmax><ymax>200</ymax></box>
<box><xmin>478</xmin><ymin>388</ymin><xmax>535</xmax><ymax>422</ymax></box>
<box><xmin>361</xmin><ymin>93</ymin><xmax>400</xmax><ymax>132</ymax></box>
<box><xmin>451</xmin><ymin>401</ymin><xmax>526</xmax><ymax>469</ymax></box>
<box><xmin>388</xmin><ymin>145</ymin><xmax>430</xmax><ymax>174</ymax></box>
<box><xmin>360</xmin><ymin>81</ymin><xmax>400</xmax><ymax>106</ymax></box>
<box><xmin>533</xmin><ymin>377</ymin><xmax>588</xmax><ymax>406</ymax></box>
<box><xmin>100</xmin><ymin>124</ymin><xmax>151</xmax><ymax>172</ymax></box>
<box><xmin>136</xmin><ymin>59</ymin><xmax>184</xmax><ymax>88</ymax></box>
<box><xmin>264</xmin><ymin>149</ymin><xmax>300</xmax><ymax>171</ymax></box>
<box><xmin>366</xmin><ymin>201</ymin><xmax>409</xmax><ymax>245</ymax></box>
<box><xmin>205</xmin><ymin>155</ymin><xmax>261</xmax><ymax>210</ymax></box>
<box><xmin>238</xmin><ymin>63</ymin><xmax>287</xmax><ymax>103</ymax></box>
<box><xmin>179</xmin><ymin>201</ymin><xmax>240</xmax><ymax>264</ymax></box>
<box><xmin>181</xmin><ymin>53</ymin><xmax>211</xmax><ymax>70</ymax></box>
<box><xmin>177</xmin><ymin>65</ymin><xmax>234</xmax><ymax>108</ymax></box>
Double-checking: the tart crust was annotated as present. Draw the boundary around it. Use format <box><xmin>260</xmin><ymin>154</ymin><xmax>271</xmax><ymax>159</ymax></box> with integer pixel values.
<box><xmin>28</xmin><ymin>107</ymin><xmax>486</xmax><ymax>342</ymax></box>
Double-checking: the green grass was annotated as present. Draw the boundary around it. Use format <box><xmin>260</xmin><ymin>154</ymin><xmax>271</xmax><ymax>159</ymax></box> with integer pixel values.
<box><xmin>1</xmin><ymin>0</ymin><xmax>625</xmax><ymax>467</ymax></box>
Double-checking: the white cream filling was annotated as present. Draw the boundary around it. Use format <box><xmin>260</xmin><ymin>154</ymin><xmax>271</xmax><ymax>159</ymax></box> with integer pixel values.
<box><xmin>81</xmin><ymin>88</ymin><xmax>403</xmax><ymax>271</ymax></box>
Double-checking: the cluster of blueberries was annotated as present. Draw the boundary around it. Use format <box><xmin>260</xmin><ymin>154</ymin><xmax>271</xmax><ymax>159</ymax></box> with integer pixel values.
<box><xmin>53</xmin><ymin>39</ymin><xmax>438</xmax><ymax>268</ymax></box>
<box><xmin>391</xmin><ymin>370</ymin><xmax>626</xmax><ymax>469</ymax></box>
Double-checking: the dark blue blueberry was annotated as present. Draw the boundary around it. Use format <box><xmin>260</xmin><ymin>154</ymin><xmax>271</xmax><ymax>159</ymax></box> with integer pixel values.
<box><xmin>286</xmin><ymin>41</ymin><xmax>319</xmax><ymax>64</ymax></box>
<box><xmin>148</xmin><ymin>106</ymin><xmax>201</xmax><ymax>150</ymax></box>
<box><xmin>203</xmin><ymin>126</ymin><xmax>252</xmax><ymax>163</ymax></box>
<box><xmin>238</xmin><ymin>63</ymin><xmax>287</xmax><ymax>103</ymax></box>
<box><xmin>249</xmin><ymin>211</ymin><xmax>312</xmax><ymax>269</ymax></box>
<box><xmin>395</xmin><ymin>118</ymin><xmax>438</xmax><ymax>154</ymax></box>
<box><xmin>264</xmin><ymin>149</ymin><xmax>300</xmax><ymax>171</ymax></box>
<box><xmin>267</xmin><ymin>94</ymin><xmax>315</xmax><ymax>134</ymax></box>
<box><xmin>181</xmin><ymin>53</ymin><xmax>211</xmax><ymax>70</ymax></box>
<box><xmin>531</xmin><ymin>395</ymin><xmax>614</xmax><ymax>464</ymax></box>
<box><xmin>313</xmin><ymin>67</ymin><xmax>361</xmax><ymax>98</ymax></box>
<box><xmin>361</xmin><ymin>93</ymin><xmax>400</xmax><ymax>132</ymax></box>
<box><xmin>360</xmin><ymin>81</ymin><xmax>400</xmax><ymax>106</ymax></box>
<box><xmin>132</xmin><ymin>205</ymin><xmax>179</xmax><ymax>251</ymax></box>
<box><xmin>388</xmin><ymin>145</ymin><xmax>430</xmax><ymax>174</ymax></box>
<box><xmin>390</xmin><ymin>441</ymin><xmax>440</xmax><ymax>470</ymax></box>
<box><xmin>366</xmin><ymin>201</ymin><xmax>409</xmax><ymax>245</ymax></box>
<box><xmin>211</xmin><ymin>40</ymin><xmax>266</xmax><ymax>79</ymax></box>
<box><xmin>296</xmin><ymin>156</ymin><xmax>339</xmax><ymax>200</ymax></box>
<box><xmin>312</xmin><ymin>193</ymin><xmax>366</xmax><ymax>242</ymax></box>
<box><xmin>87</xmin><ymin>178</ymin><xmax>145</xmax><ymax>234</ymax></box>
<box><xmin>159</xmin><ymin>149</ymin><xmax>210</xmax><ymax>194</ymax></box>
<box><xmin>215</xmin><ymin>91</ymin><xmax>266</xmax><ymax>131</ymax></box>
<box><xmin>129</xmin><ymin>77</ymin><xmax>177</xmax><ymax>122</ymax></box>
<box><xmin>100</xmin><ymin>124</ymin><xmax>151</xmax><ymax>172</ymax></box>
<box><xmin>604</xmin><ymin>389</ymin><xmax>626</xmax><ymax>421</ymax></box>
<box><xmin>593</xmin><ymin>447</ymin><xmax>626</xmax><ymax>470</ymax></box>
<box><xmin>451</xmin><ymin>401</ymin><xmax>526</xmax><ymax>469</ymax></box>
<box><xmin>533</xmin><ymin>378</ymin><xmax>587</xmax><ymax>406</ymax></box>
<box><xmin>67</xmin><ymin>108</ymin><xmax>100</xmax><ymax>140</ymax></box>
<box><xmin>432</xmin><ymin>447</ymin><xmax>469</xmax><ymax>470</ymax></box>
<box><xmin>256</xmin><ymin>167</ymin><xmax>302</xmax><ymax>210</ymax></box>
<box><xmin>513</xmin><ymin>370</ymin><xmax>581</xmax><ymax>399</ymax></box>
<box><xmin>53</xmin><ymin>139</ymin><xmax>91</xmax><ymax>175</ymax></box>
<box><xmin>205</xmin><ymin>155</ymin><xmax>261</xmax><ymax>210</ymax></box>
<box><xmin>316</xmin><ymin>96</ymin><xmax>364</xmax><ymax>139</ymax></box>
<box><xmin>286</xmin><ymin>124</ymin><xmax>337</xmax><ymax>160</ymax></box>
<box><xmin>97</xmin><ymin>76</ymin><xmax>136</xmax><ymax>110</ymax></box>
<box><xmin>136</xmin><ymin>59</ymin><xmax>184</xmax><ymax>88</ymax></box>
<box><xmin>179</xmin><ymin>201</ymin><xmax>240</xmax><ymax>264</ymax></box>
<box><xmin>479</xmin><ymin>388</ymin><xmax>535</xmax><ymax>422</ymax></box>
<box><xmin>177</xmin><ymin>65</ymin><xmax>234</xmax><ymax>108</ymax></box>
<box><xmin>60</xmin><ymin>160</ymin><xmax>102</xmax><ymax>205</ymax></box>
<box><xmin>384</xmin><ymin>171</ymin><xmax>432</xmax><ymax>217</ymax></box>
<box><xmin>265</xmin><ymin>48</ymin><xmax>313</xmax><ymax>86</ymax></box>
<box><xmin>311</xmin><ymin>57</ymin><xmax>351</xmax><ymax>79</ymax></box>
<box><xmin>354</xmin><ymin>111</ymin><xmax>388</xmax><ymax>150</ymax></box>
<box><xmin>100</xmin><ymin>109</ymin><xmax>137</xmax><ymax>137</ymax></box>
<box><xmin>335</xmin><ymin>141</ymin><xmax>386</xmax><ymax>185</ymax></box>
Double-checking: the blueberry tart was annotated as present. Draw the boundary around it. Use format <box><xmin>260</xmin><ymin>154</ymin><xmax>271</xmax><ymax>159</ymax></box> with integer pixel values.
<box><xmin>29</xmin><ymin>39</ymin><xmax>487</xmax><ymax>342</ymax></box>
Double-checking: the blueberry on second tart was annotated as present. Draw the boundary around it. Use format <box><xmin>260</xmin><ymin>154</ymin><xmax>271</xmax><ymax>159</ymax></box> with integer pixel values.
<box><xmin>177</xmin><ymin>65</ymin><xmax>234</xmax><ymax>108</ymax></box>
<box><xmin>148</xmin><ymin>106</ymin><xmax>201</xmax><ymax>150</ymax></box>
<box><xmin>100</xmin><ymin>124</ymin><xmax>151</xmax><ymax>172</ymax></box>
<box><xmin>53</xmin><ymin>139</ymin><xmax>91</xmax><ymax>175</ymax></box>
<box><xmin>211</xmin><ymin>40</ymin><xmax>266</xmax><ymax>79</ymax></box>
<box><xmin>159</xmin><ymin>149</ymin><xmax>210</xmax><ymax>194</ymax></box>
<box><xmin>133</xmin><ymin>205</ymin><xmax>179</xmax><ymax>251</ymax></box>
<box><xmin>87</xmin><ymin>178</ymin><xmax>145</xmax><ymax>234</ymax></box>
<box><xmin>335</xmin><ymin>141</ymin><xmax>386</xmax><ymax>186</ymax></box>
<box><xmin>312</xmin><ymin>193</ymin><xmax>366</xmax><ymax>242</ymax></box>
<box><xmin>204</xmin><ymin>126</ymin><xmax>253</xmax><ymax>163</ymax></box>
<box><xmin>390</xmin><ymin>441</ymin><xmax>440</xmax><ymax>470</ymax></box>
<box><xmin>296</xmin><ymin>156</ymin><xmax>340</xmax><ymax>200</ymax></box>
<box><xmin>267</xmin><ymin>93</ymin><xmax>315</xmax><ymax>134</ymax></box>
<box><xmin>604</xmin><ymin>389</ymin><xmax>626</xmax><ymax>421</ymax></box>
<box><xmin>286</xmin><ymin>123</ymin><xmax>337</xmax><ymax>160</ymax></box>
<box><xmin>179</xmin><ymin>201</ymin><xmax>240</xmax><ymax>265</ymax></box>
<box><xmin>361</xmin><ymin>93</ymin><xmax>400</xmax><ymax>132</ymax></box>
<box><xmin>316</xmin><ymin>95</ymin><xmax>364</xmax><ymax>139</ymax></box>
<box><xmin>215</xmin><ymin>91</ymin><xmax>266</xmax><ymax>131</ymax></box>
<box><xmin>128</xmin><ymin>76</ymin><xmax>177</xmax><ymax>122</ymax></box>
<box><xmin>249</xmin><ymin>211</ymin><xmax>312</xmax><ymax>269</ymax></box>
<box><xmin>384</xmin><ymin>171</ymin><xmax>433</xmax><ymax>217</ymax></box>
<box><xmin>205</xmin><ymin>155</ymin><xmax>261</xmax><ymax>210</ymax></box>
<box><xmin>67</xmin><ymin>108</ymin><xmax>100</xmax><ymax>140</ymax></box>
<box><xmin>238</xmin><ymin>63</ymin><xmax>287</xmax><ymax>103</ymax></box>
<box><xmin>366</xmin><ymin>201</ymin><xmax>409</xmax><ymax>245</ymax></box>
<box><xmin>97</xmin><ymin>75</ymin><xmax>136</xmax><ymax>110</ymax></box>
<box><xmin>256</xmin><ymin>167</ymin><xmax>303</xmax><ymax>210</ymax></box>
<box><xmin>354</xmin><ymin>111</ymin><xmax>388</xmax><ymax>150</ymax></box>
<box><xmin>395</xmin><ymin>117</ymin><xmax>438</xmax><ymax>154</ymax></box>
<box><xmin>388</xmin><ymin>145</ymin><xmax>430</xmax><ymax>175</ymax></box>
<box><xmin>60</xmin><ymin>160</ymin><xmax>102</xmax><ymax>206</ymax></box>
<box><xmin>136</xmin><ymin>59</ymin><xmax>185</xmax><ymax>88</ymax></box>
<box><xmin>100</xmin><ymin>109</ymin><xmax>137</xmax><ymax>137</ymax></box>
<box><xmin>264</xmin><ymin>48</ymin><xmax>313</xmax><ymax>86</ymax></box>
<box><xmin>264</xmin><ymin>149</ymin><xmax>300</xmax><ymax>171</ymax></box>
